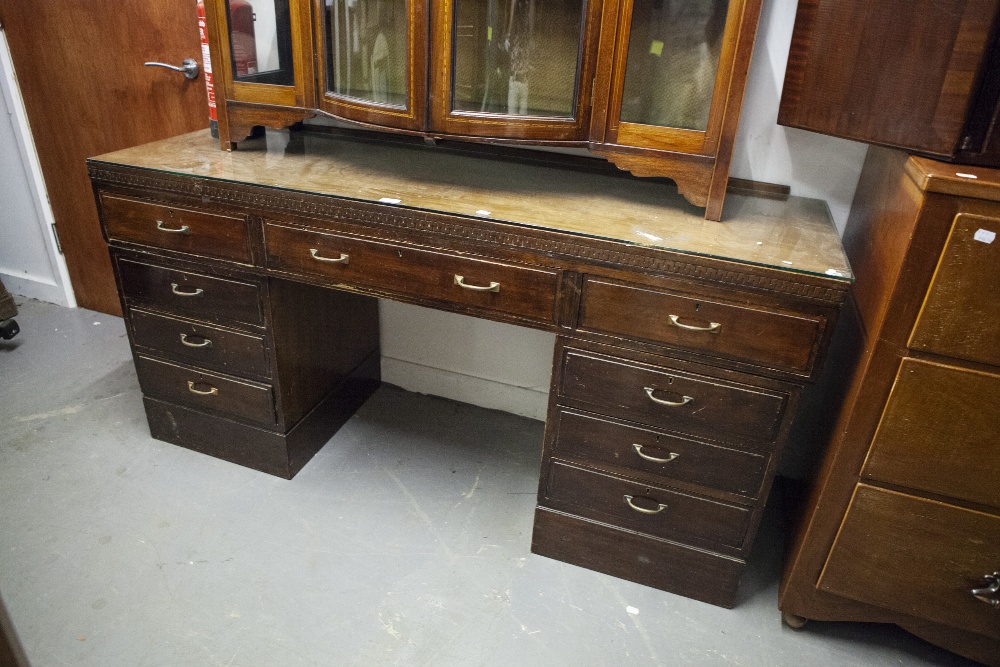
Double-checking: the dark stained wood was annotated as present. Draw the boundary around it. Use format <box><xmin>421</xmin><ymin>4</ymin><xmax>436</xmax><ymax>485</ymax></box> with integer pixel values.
<box><xmin>779</xmin><ymin>147</ymin><xmax>1000</xmax><ymax>664</ymax></box>
<box><xmin>0</xmin><ymin>0</ymin><xmax>210</xmax><ymax>314</ymax></box>
<box><xmin>264</xmin><ymin>222</ymin><xmax>560</xmax><ymax>327</ymax></box>
<box><xmin>779</xmin><ymin>0</ymin><xmax>1000</xmax><ymax>161</ymax></box>
<box><xmin>558</xmin><ymin>347</ymin><xmax>788</xmax><ymax>446</ymax></box>
<box><xmin>863</xmin><ymin>359</ymin><xmax>1000</xmax><ymax>510</ymax></box>
<box><xmin>542</xmin><ymin>460</ymin><xmax>752</xmax><ymax>549</ymax></box>
<box><xmin>100</xmin><ymin>194</ymin><xmax>252</xmax><ymax>263</ymax></box>
<box><xmin>116</xmin><ymin>258</ymin><xmax>265</xmax><ymax>327</ymax></box>
<box><xmin>578</xmin><ymin>276</ymin><xmax>826</xmax><ymax>374</ymax></box>
<box><xmin>549</xmin><ymin>408</ymin><xmax>769</xmax><ymax>498</ymax></box>
<box><xmin>129</xmin><ymin>308</ymin><xmax>271</xmax><ymax>379</ymax></box>
<box><xmin>92</xmin><ymin>129</ymin><xmax>850</xmax><ymax>606</ymax></box>
<box><xmin>531</xmin><ymin>507</ymin><xmax>745</xmax><ymax>608</ymax></box>
<box><xmin>818</xmin><ymin>484</ymin><xmax>1000</xmax><ymax>640</ymax></box>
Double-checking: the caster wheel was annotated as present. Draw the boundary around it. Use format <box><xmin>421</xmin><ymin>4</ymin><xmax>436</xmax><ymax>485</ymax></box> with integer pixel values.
<box><xmin>0</xmin><ymin>318</ymin><xmax>19</xmax><ymax>340</ymax></box>
<box><xmin>782</xmin><ymin>611</ymin><xmax>809</xmax><ymax>629</ymax></box>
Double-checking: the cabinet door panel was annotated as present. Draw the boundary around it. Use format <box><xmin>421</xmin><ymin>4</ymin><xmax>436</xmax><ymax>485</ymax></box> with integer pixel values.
<box><xmin>315</xmin><ymin>0</ymin><xmax>428</xmax><ymax>129</ymax></box>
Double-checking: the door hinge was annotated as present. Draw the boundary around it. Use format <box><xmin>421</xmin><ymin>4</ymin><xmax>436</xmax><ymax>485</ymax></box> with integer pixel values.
<box><xmin>51</xmin><ymin>224</ymin><xmax>63</xmax><ymax>254</ymax></box>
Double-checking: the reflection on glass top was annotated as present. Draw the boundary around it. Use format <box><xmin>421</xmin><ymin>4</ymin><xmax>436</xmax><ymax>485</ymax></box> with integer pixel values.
<box><xmin>227</xmin><ymin>0</ymin><xmax>294</xmax><ymax>86</ymax></box>
<box><xmin>620</xmin><ymin>0</ymin><xmax>729</xmax><ymax>131</ymax></box>
<box><xmin>91</xmin><ymin>129</ymin><xmax>851</xmax><ymax>281</ymax></box>
<box><xmin>325</xmin><ymin>0</ymin><xmax>408</xmax><ymax>107</ymax></box>
<box><xmin>452</xmin><ymin>0</ymin><xmax>585</xmax><ymax>117</ymax></box>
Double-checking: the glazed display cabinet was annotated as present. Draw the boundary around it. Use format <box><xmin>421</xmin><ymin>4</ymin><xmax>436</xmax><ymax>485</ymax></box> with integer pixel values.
<box><xmin>202</xmin><ymin>0</ymin><xmax>763</xmax><ymax>219</ymax></box>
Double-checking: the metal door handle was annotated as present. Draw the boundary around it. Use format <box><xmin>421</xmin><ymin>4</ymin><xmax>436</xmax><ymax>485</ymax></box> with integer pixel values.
<box><xmin>144</xmin><ymin>58</ymin><xmax>200</xmax><ymax>80</ymax></box>
<box><xmin>644</xmin><ymin>387</ymin><xmax>693</xmax><ymax>407</ymax></box>
<box><xmin>971</xmin><ymin>572</ymin><xmax>1000</xmax><ymax>608</ymax></box>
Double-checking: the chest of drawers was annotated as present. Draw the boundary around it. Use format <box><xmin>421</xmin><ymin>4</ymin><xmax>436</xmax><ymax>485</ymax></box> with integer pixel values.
<box><xmin>90</xmin><ymin>128</ymin><xmax>850</xmax><ymax>608</ymax></box>
<box><xmin>779</xmin><ymin>148</ymin><xmax>1000</xmax><ymax>664</ymax></box>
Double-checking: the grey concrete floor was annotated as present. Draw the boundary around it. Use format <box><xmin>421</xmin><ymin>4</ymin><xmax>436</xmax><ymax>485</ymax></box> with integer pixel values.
<box><xmin>0</xmin><ymin>298</ymin><xmax>980</xmax><ymax>667</ymax></box>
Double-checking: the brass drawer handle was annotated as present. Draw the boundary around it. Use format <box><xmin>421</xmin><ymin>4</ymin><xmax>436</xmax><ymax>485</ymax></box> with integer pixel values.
<box><xmin>156</xmin><ymin>220</ymin><xmax>190</xmax><ymax>234</ymax></box>
<box><xmin>669</xmin><ymin>314</ymin><xmax>720</xmax><ymax>333</ymax></box>
<box><xmin>170</xmin><ymin>283</ymin><xmax>203</xmax><ymax>297</ymax></box>
<box><xmin>632</xmin><ymin>443</ymin><xmax>679</xmax><ymax>463</ymax></box>
<box><xmin>971</xmin><ymin>572</ymin><xmax>1000</xmax><ymax>609</ymax></box>
<box><xmin>179</xmin><ymin>333</ymin><xmax>212</xmax><ymax>349</ymax></box>
<box><xmin>454</xmin><ymin>275</ymin><xmax>500</xmax><ymax>293</ymax></box>
<box><xmin>644</xmin><ymin>387</ymin><xmax>693</xmax><ymax>407</ymax></box>
<box><xmin>187</xmin><ymin>380</ymin><xmax>218</xmax><ymax>396</ymax></box>
<box><xmin>624</xmin><ymin>494</ymin><xmax>668</xmax><ymax>515</ymax></box>
<box><xmin>310</xmin><ymin>248</ymin><xmax>349</xmax><ymax>264</ymax></box>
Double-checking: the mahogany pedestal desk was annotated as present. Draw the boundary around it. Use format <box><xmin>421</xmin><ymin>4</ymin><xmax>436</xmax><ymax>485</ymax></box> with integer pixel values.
<box><xmin>88</xmin><ymin>129</ymin><xmax>851</xmax><ymax>608</ymax></box>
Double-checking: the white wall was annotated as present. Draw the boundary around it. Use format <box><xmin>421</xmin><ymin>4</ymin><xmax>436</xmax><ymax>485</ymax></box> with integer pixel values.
<box><xmin>0</xmin><ymin>29</ymin><xmax>74</xmax><ymax>307</ymax></box>
<box><xmin>381</xmin><ymin>0</ymin><xmax>870</xmax><ymax>421</ymax></box>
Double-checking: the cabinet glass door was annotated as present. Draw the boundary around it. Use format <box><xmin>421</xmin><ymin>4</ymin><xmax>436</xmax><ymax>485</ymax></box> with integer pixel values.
<box><xmin>316</xmin><ymin>0</ymin><xmax>428</xmax><ymax>130</ymax></box>
<box><xmin>604</xmin><ymin>0</ymin><xmax>738</xmax><ymax>154</ymax></box>
<box><xmin>218</xmin><ymin>0</ymin><xmax>315</xmax><ymax>107</ymax></box>
<box><xmin>431</xmin><ymin>0</ymin><xmax>602</xmax><ymax>140</ymax></box>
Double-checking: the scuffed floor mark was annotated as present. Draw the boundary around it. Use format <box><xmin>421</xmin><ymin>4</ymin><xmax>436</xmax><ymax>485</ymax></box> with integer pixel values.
<box><xmin>15</xmin><ymin>405</ymin><xmax>83</xmax><ymax>422</ymax></box>
<box><xmin>463</xmin><ymin>474</ymin><xmax>481</xmax><ymax>500</ymax></box>
<box><xmin>385</xmin><ymin>468</ymin><xmax>456</xmax><ymax>561</ymax></box>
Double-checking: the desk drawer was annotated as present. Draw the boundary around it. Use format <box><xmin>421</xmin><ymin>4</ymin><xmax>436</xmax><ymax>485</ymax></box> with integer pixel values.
<box><xmin>542</xmin><ymin>460</ymin><xmax>752</xmax><ymax>549</ymax></box>
<box><xmin>551</xmin><ymin>409</ymin><xmax>768</xmax><ymax>498</ymax></box>
<box><xmin>134</xmin><ymin>355</ymin><xmax>275</xmax><ymax>427</ymax></box>
<box><xmin>862</xmin><ymin>358</ymin><xmax>1000</xmax><ymax>510</ymax></box>
<box><xmin>264</xmin><ymin>223</ymin><xmax>558</xmax><ymax>325</ymax></box>
<box><xmin>117</xmin><ymin>259</ymin><xmax>264</xmax><ymax>327</ymax></box>
<box><xmin>819</xmin><ymin>484</ymin><xmax>1000</xmax><ymax>640</ymax></box>
<box><xmin>558</xmin><ymin>348</ymin><xmax>787</xmax><ymax>446</ymax></box>
<box><xmin>130</xmin><ymin>309</ymin><xmax>270</xmax><ymax>379</ymax></box>
<box><xmin>102</xmin><ymin>194</ymin><xmax>251</xmax><ymax>263</ymax></box>
<box><xmin>578</xmin><ymin>277</ymin><xmax>824</xmax><ymax>374</ymax></box>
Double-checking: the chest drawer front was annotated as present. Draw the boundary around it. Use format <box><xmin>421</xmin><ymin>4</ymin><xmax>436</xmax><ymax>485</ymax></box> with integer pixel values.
<box><xmin>551</xmin><ymin>409</ymin><xmax>768</xmax><ymax>498</ymax></box>
<box><xmin>862</xmin><ymin>358</ymin><xmax>1000</xmax><ymax>510</ymax></box>
<box><xmin>558</xmin><ymin>348</ymin><xmax>788</xmax><ymax>446</ymax></box>
<box><xmin>543</xmin><ymin>461</ymin><xmax>752</xmax><ymax>549</ymax></box>
<box><xmin>101</xmin><ymin>194</ymin><xmax>251</xmax><ymax>263</ymax></box>
<box><xmin>578</xmin><ymin>277</ymin><xmax>825</xmax><ymax>374</ymax></box>
<box><xmin>117</xmin><ymin>259</ymin><xmax>264</xmax><ymax>327</ymax></box>
<box><xmin>129</xmin><ymin>309</ymin><xmax>270</xmax><ymax>379</ymax></box>
<box><xmin>819</xmin><ymin>485</ymin><xmax>1000</xmax><ymax>640</ymax></box>
<box><xmin>909</xmin><ymin>213</ymin><xmax>1000</xmax><ymax>367</ymax></box>
<box><xmin>264</xmin><ymin>223</ymin><xmax>558</xmax><ymax>325</ymax></box>
<box><xmin>134</xmin><ymin>356</ymin><xmax>275</xmax><ymax>427</ymax></box>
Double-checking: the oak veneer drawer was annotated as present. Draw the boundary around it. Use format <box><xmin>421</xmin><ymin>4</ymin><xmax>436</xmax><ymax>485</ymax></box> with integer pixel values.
<box><xmin>558</xmin><ymin>348</ymin><xmax>787</xmax><ymax>445</ymax></box>
<box><xmin>130</xmin><ymin>309</ymin><xmax>270</xmax><ymax>379</ymax></box>
<box><xmin>101</xmin><ymin>194</ymin><xmax>251</xmax><ymax>263</ymax></box>
<box><xmin>819</xmin><ymin>484</ymin><xmax>1000</xmax><ymax>640</ymax></box>
<box><xmin>909</xmin><ymin>213</ymin><xmax>1000</xmax><ymax>367</ymax></box>
<box><xmin>862</xmin><ymin>358</ymin><xmax>1000</xmax><ymax>510</ymax></box>
<box><xmin>117</xmin><ymin>259</ymin><xmax>264</xmax><ymax>327</ymax></box>
<box><xmin>578</xmin><ymin>277</ymin><xmax>825</xmax><ymax>374</ymax></box>
<box><xmin>551</xmin><ymin>409</ymin><xmax>768</xmax><ymax>498</ymax></box>
<box><xmin>542</xmin><ymin>461</ymin><xmax>752</xmax><ymax>549</ymax></box>
<box><xmin>134</xmin><ymin>355</ymin><xmax>276</xmax><ymax>427</ymax></box>
<box><xmin>264</xmin><ymin>223</ymin><xmax>558</xmax><ymax>325</ymax></box>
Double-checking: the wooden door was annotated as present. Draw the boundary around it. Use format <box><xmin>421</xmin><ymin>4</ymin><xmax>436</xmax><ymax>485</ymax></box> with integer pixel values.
<box><xmin>0</xmin><ymin>1</ymin><xmax>210</xmax><ymax>315</ymax></box>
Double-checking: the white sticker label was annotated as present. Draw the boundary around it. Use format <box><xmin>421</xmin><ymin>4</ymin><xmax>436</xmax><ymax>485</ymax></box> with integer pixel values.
<box><xmin>974</xmin><ymin>228</ymin><xmax>996</xmax><ymax>244</ymax></box>
<box><xmin>956</xmin><ymin>172</ymin><xmax>978</xmax><ymax>179</ymax></box>
<box><xmin>475</xmin><ymin>210</ymin><xmax>491</xmax><ymax>217</ymax></box>
<box><xmin>378</xmin><ymin>197</ymin><xmax>402</xmax><ymax>204</ymax></box>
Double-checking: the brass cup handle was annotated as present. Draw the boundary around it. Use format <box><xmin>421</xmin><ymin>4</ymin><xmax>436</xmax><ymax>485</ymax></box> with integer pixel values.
<box><xmin>971</xmin><ymin>572</ymin><xmax>1000</xmax><ymax>608</ymax></box>
<box><xmin>156</xmin><ymin>220</ymin><xmax>190</xmax><ymax>234</ymax></box>
<box><xmin>644</xmin><ymin>387</ymin><xmax>693</xmax><ymax>407</ymax></box>
<box><xmin>310</xmin><ymin>248</ymin><xmax>349</xmax><ymax>264</ymax></box>
<box><xmin>170</xmin><ymin>283</ymin><xmax>203</xmax><ymax>297</ymax></box>
<box><xmin>179</xmin><ymin>333</ymin><xmax>212</xmax><ymax>349</ymax></box>
<box><xmin>624</xmin><ymin>495</ymin><xmax>668</xmax><ymax>515</ymax></box>
<box><xmin>669</xmin><ymin>314</ymin><xmax>721</xmax><ymax>333</ymax></box>
<box><xmin>187</xmin><ymin>381</ymin><xmax>218</xmax><ymax>396</ymax></box>
<box><xmin>454</xmin><ymin>275</ymin><xmax>500</xmax><ymax>293</ymax></box>
<box><xmin>633</xmin><ymin>444</ymin><xmax>679</xmax><ymax>463</ymax></box>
